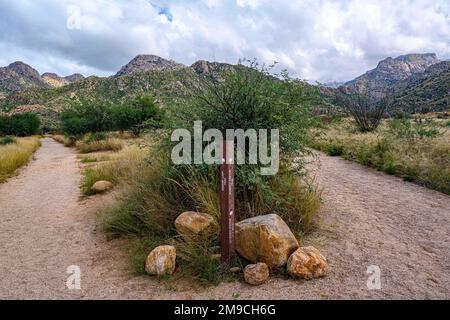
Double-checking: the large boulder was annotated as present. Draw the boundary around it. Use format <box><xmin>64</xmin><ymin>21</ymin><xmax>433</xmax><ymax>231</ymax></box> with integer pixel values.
<box><xmin>145</xmin><ymin>245</ymin><xmax>177</xmax><ymax>276</ymax></box>
<box><xmin>235</xmin><ymin>214</ymin><xmax>299</xmax><ymax>267</ymax></box>
<box><xmin>244</xmin><ymin>263</ymin><xmax>269</xmax><ymax>285</ymax></box>
<box><xmin>91</xmin><ymin>180</ymin><xmax>113</xmax><ymax>194</ymax></box>
<box><xmin>287</xmin><ymin>246</ymin><xmax>328</xmax><ymax>280</ymax></box>
<box><xmin>175</xmin><ymin>211</ymin><xmax>215</xmax><ymax>240</ymax></box>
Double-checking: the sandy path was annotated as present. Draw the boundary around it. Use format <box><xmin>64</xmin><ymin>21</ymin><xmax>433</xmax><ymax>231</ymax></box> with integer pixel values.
<box><xmin>0</xmin><ymin>139</ymin><xmax>449</xmax><ymax>299</ymax></box>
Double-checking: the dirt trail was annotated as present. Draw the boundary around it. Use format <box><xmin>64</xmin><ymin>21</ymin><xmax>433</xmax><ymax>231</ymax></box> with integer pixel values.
<box><xmin>0</xmin><ymin>138</ymin><xmax>449</xmax><ymax>299</ymax></box>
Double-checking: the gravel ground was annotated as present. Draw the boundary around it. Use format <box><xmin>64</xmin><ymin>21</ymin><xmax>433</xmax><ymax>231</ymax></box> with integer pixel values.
<box><xmin>0</xmin><ymin>138</ymin><xmax>449</xmax><ymax>299</ymax></box>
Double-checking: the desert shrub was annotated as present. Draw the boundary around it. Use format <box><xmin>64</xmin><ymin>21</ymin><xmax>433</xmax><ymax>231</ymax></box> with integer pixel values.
<box><xmin>0</xmin><ymin>113</ymin><xmax>40</xmax><ymax>136</ymax></box>
<box><xmin>95</xmin><ymin>61</ymin><xmax>323</xmax><ymax>283</ymax></box>
<box><xmin>52</xmin><ymin>134</ymin><xmax>77</xmax><ymax>147</ymax></box>
<box><xmin>387</xmin><ymin>118</ymin><xmax>443</xmax><ymax>139</ymax></box>
<box><xmin>325</xmin><ymin>142</ymin><xmax>344</xmax><ymax>156</ymax></box>
<box><xmin>0</xmin><ymin>136</ymin><xmax>16</xmax><ymax>145</ymax></box>
<box><xmin>0</xmin><ymin>137</ymin><xmax>41</xmax><ymax>182</ymax></box>
<box><xmin>334</xmin><ymin>89</ymin><xmax>387</xmax><ymax>132</ymax></box>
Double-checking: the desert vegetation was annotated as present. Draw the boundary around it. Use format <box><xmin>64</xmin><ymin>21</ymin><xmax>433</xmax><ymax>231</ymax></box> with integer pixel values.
<box><xmin>0</xmin><ymin>136</ymin><xmax>41</xmax><ymax>183</ymax></box>
<box><xmin>311</xmin><ymin>114</ymin><xmax>449</xmax><ymax>194</ymax></box>
<box><xmin>79</xmin><ymin>62</ymin><xmax>323</xmax><ymax>284</ymax></box>
<box><xmin>0</xmin><ymin>113</ymin><xmax>40</xmax><ymax>137</ymax></box>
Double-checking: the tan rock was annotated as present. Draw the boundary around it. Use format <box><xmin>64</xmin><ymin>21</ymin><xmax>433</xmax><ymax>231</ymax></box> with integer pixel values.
<box><xmin>235</xmin><ymin>214</ymin><xmax>299</xmax><ymax>267</ymax></box>
<box><xmin>145</xmin><ymin>245</ymin><xmax>176</xmax><ymax>276</ymax></box>
<box><xmin>175</xmin><ymin>211</ymin><xmax>215</xmax><ymax>240</ymax></box>
<box><xmin>244</xmin><ymin>263</ymin><xmax>269</xmax><ymax>285</ymax></box>
<box><xmin>229</xmin><ymin>267</ymin><xmax>242</xmax><ymax>273</ymax></box>
<box><xmin>91</xmin><ymin>180</ymin><xmax>113</xmax><ymax>193</ymax></box>
<box><xmin>287</xmin><ymin>246</ymin><xmax>328</xmax><ymax>280</ymax></box>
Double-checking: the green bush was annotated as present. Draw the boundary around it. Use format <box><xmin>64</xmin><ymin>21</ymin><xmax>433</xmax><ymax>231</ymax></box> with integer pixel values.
<box><xmin>60</xmin><ymin>96</ymin><xmax>164</xmax><ymax>137</ymax></box>
<box><xmin>111</xmin><ymin>95</ymin><xmax>164</xmax><ymax>137</ymax></box>
<box><xmin>60</xmin><ymin>100</ymin><xmax>113</xmax><ymax>135</ymax></box>
<box><xmin>326</xmin><ymin>142</ymin><xmax>344</xmax><ymax>156</ymax></box>
<box><xmin>0</xmin><ymin>136</ymin><xmax>16</xmax><ymax>145</ymax></box>
<box><xmin>0</xmin><ymin>113</ymin><xmax>40</xmax><ymax>136</ymax></box>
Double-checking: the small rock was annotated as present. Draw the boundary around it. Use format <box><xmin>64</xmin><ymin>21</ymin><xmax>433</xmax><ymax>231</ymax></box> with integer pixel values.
<box><xmin>287</xmin><ymin>246</ymin><xmax>328</xmax><ymax>280</ymax></box>
<box><xmin>235</xmin><ymin>214</ymin><xmax>299</xmax><ymax>267</ymax></box>
<box><xmin>91</xmin><ymin>180</ymin><xmax>113</xmax><ymax>194</ymax></box>
<box><xmin>175</xmin><ymin>211</ymin><xmax>215</xmax><ymax>240</ymax></box>
<box><xmin>229</xmin><ymin>267</ymin><xmax>242</xmax><ymax>273</ymax></box>
<box><xmin>244</xmin><ymin>263</ymin><xmax>269</xmax><ymax>285</ymax></box>
<box><xmin>145</xmin><ymin>245</ymin><xmax>176</xmax><ymax>276</ymax></box>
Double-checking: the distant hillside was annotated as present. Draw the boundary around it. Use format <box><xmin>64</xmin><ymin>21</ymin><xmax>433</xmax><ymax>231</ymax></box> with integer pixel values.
<box><xmin>390</xmin><ymin>60</ymin><xmax>450</xmax><ymax>113</ymax></box>
<box><xmin>0</xmin><ymin>61</ymin><xmax>47</xmax><ymax>93</ymax></box>
<box><xmin>41</xmin><ymin>73</ymin><xmax>85</xmax><ymax>88</ymax></box>
<box><xmin>0</xmin><ymin>61</ymin><xmax>85</xmax><ymax>94</ymax></box>
<box><xmin>115</xmin><ymin>54</ymin><xmax>185</xmax><ymax>77</ymax></box>
<box><xmin>344</xmin><ymin>53</ymin><xmax>439</xmax><ymax>96</ymax></box>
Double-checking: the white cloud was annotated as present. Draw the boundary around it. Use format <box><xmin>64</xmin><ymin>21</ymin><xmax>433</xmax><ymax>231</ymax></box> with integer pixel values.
<box><xmin>0</xmin><ymin>0</ymin><xmax>448</xmax><ymax>81</ymax></box>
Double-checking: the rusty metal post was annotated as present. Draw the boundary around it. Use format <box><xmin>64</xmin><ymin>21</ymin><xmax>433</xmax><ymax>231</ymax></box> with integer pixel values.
<box><xmin>220</xmin><ymin>139</ymin><xmax>235</xmax><ymax>264</ymax></box>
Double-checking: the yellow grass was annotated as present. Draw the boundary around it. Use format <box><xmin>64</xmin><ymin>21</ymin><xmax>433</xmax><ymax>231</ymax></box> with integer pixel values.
<box><xmin>75</xmin><ymin>138</ymin><xmax>123</xmax><ymax>153</ymax></box>
<box><xmin>312</xmin><ymin>118</ymin><xmax>450</xmax><ymax>194</ymax></box>
<box><xmin>0</xmin><ymin>137</ymin><xmax>41</xmax><ymax>183</ymax></box>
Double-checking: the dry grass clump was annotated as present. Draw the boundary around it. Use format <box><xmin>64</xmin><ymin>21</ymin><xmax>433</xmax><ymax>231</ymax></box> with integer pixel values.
<box><xmin>0</xmin><ymin>136</ymin><xmax>41</xmax><ymax>183</ymax></box>
<box><xmin>81</xmin><ymin>145</ymin><xmax>145</xmax><ymax>195</ymax></box>
<box><xmin>312</xmin><ymin>118</ymin><xmax>450</xmax><ymax>194</ymax></box>
<box><xmin>52</xmin><ymin>135</ymin><xmax>76</xmax><ymax>147</ymax></box>
<box><xmin>75</xmin><ymin>138</ymin><xmax>123</xmax><ymax>153</ymax></box>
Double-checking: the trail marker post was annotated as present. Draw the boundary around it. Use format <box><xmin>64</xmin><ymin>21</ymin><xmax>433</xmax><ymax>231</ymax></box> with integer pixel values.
<box><xmin>220</xmin><ymin>139</ymin><xmax>235</xmax><ymax>264</ymax></box>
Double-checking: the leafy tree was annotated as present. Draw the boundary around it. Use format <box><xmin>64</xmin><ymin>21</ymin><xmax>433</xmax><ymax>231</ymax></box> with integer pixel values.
<box><xmin>111</xmin><ymin>95</ymin><xmax>164</xmax><ymax>136</ymax></box>
<box><xmin>0</xmin><ymin>113</ymin><xmax>40</xmax><ymax>136</ymax></box>
<box><xmin>60</xmin><ymin>100</ymin><xmax>113</xmax><ymax>135</ymax></box>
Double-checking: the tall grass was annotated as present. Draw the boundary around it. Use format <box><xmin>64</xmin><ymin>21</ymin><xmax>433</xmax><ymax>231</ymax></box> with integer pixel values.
<box><xmin>75</xmin><ymin>138</ymin><xmax>123</xmax><ymax>153</ymax></box>
<box><xmin>53</xmin><ymin>134</ymin><xmax>124</xmax><ymax>153</ymax></box>
<box><xmin>52</xmin><ymin>135</ymin><xmax>76</xmax><ymax>147</ymax></box>
<box><xmin>0</xmin><ymin>136</ymin><xmax>41</xmax><ymax>183</ymax></box>
<box><xmin>312</xmin><ymin>118</ymin><xmax>450</xmax><ymax>194</ymax></box>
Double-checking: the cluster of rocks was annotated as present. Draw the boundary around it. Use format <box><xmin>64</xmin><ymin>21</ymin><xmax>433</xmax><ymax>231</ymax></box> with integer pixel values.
<box><xmin>144</xmin><ymin>212</ymin><xmax>329</xmax><ymax>285</ymax></box>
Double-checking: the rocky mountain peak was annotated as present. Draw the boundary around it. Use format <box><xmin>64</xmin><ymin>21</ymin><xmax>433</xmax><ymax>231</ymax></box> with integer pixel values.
<box><xmin>115</xmin><ymin>54</ymin><xmax>185</xmax><ymax>77</ymax></box>
<box><xmin>0</xmin><ymin>61</ymin><xmax>45</xmax><ymax>93</ymax></box>
<box><xmin>374</xmin><ymin>53</ymin><xmax>439</xmax><ymax>81</ymax></box>
<box><xmin>7</xmin><ymin>61</ymin><xmax>42</xmax><ymax>82</ymax></box>
<box><xmin>64</xmin><ymin>73</ymin><xmax>84</xmax><ymax>83</ymax></box>
<box><xmin>343</xmin><ymin>53</ymin><xmax>441</xmax><ymax>95</ymax></box>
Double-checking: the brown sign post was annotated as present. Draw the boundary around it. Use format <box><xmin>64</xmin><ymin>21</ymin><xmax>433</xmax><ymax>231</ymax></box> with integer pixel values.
<box><xmin>220</xmin><ymin>139</ymin><xmax>235</xmax><ymax>264</ymax></box>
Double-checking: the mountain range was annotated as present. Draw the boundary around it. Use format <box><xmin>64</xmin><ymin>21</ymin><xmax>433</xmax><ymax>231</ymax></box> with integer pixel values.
<box><xmin>0</xmin><ymin>53</ymin><xmax>448</xmax><ymax>129</ymax></box>
<box><xmin>0</xmin><ymin>61</ymin><xmax>84</xmax><ymax>94</ymax></box>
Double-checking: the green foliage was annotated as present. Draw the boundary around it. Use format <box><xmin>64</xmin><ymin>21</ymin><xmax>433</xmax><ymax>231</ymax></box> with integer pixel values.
<box><xmin>386</xmin><ymin>118</ymin><xmax>443</xmax><ymax>139</ymax></box>
<box><xmin>325</xmin><ymin>142</ymin><xmax>344</xmax><ymax>156</ymax></box>
<box><xmin>166</xmin><ymin>61</ymin><xmax>321</xmax><ymax>217</ymax></box>
<box><xmin>60</xmin><ymin>96</ymin><xmax>164</xmax><ymax>136</ymax></box>
<box><xmin>0</xmin><ymin>136</ymin><xmax>15</xmax><ymax>145</ymax></box>
<box><xmin>111</xmin><ymin>95</ymin><xmax>164</xmax><ymax>136</ymax></box>
<box><xmin>0</xmin><ymin>113</ymin><xmax>40</xmax><ymax>136</ymax></box>
<box><xmin>60</xmin><ymin>100</ymin><xmax>113</xmax><ymax>135</ymax></box>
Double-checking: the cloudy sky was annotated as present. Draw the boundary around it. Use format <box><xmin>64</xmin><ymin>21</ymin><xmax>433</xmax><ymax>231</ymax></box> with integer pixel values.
<box><xmin>0</xmin><ymin>0</ymin><xmax>449</xmax><ymax>82</ymax></box>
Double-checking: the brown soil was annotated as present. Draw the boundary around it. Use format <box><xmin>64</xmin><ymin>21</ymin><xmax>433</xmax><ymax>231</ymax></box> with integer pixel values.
<box><xmin>0</xmin><ymin>138</ymin><xmax>448</xmax><ymax>299</ymax></box>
